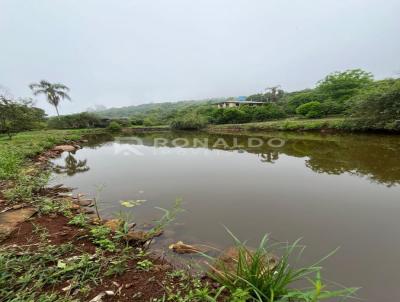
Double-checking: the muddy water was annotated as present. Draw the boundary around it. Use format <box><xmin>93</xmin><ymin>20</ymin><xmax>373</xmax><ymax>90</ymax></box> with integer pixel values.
<box><xmin>51</xmin><ymin>131</ymin><xmax>400</xmax><ymax>301</ymax></box>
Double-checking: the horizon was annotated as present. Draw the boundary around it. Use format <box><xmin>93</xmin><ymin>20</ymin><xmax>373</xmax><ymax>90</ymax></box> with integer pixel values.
<box><xmin>1</xmin><ymin>0</ymin><xmax>399</xmax><ymax>116</ymax></box>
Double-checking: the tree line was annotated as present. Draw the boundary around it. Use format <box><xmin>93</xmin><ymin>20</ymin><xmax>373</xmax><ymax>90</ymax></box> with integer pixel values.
<box><xmin>1</xmin><ymin>68</ymin><xmax>399</xmax><ymax>138</ymax></box>
<box><xmin>169</xmin><ymin>69</ymin><xmax>400</xmax><ymax>130</ymax></box>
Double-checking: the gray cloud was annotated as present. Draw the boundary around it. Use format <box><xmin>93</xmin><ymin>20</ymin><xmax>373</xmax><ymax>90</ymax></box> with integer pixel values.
<box><xmin>1</xmin><ymin>0</ymin><xmax>399</xmax><ymax>115</ymax></box>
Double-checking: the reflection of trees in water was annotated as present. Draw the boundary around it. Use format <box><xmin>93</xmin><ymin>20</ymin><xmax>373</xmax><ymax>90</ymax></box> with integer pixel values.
<box><xmin>53</xmin><ymin>152</ymin><xmax>90</xmax><ymax>176</ymax></box>
<box><xmin>260</xmin><ymin>151</ymin><xmax>279</xmax><ymax>163</ymax></box>
<box><xmin>83</xmin><ymin>133</ymin><xmax>115</xmax><ymax>148</ymax></box>
<box><xmin>288</xmin><ymin>138</ymin><xmax>400</xmax><ymax>187</ymax></box>
<box><xmin>103</xmin><ymin>132</ymin><xmax>400</xmax><ymax>186</ymax></box>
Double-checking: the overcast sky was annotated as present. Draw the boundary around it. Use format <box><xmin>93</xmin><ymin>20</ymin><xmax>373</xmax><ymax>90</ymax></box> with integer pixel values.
<box><xmin>1</xmin><ymin>0</ymin><xmax>399</xmax><ymax>115</ymax></box>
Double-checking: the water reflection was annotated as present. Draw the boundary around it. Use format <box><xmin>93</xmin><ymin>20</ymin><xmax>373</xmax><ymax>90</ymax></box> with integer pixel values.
<box><xmin>53</xmin><ymin>152</ymin><xmax>90</xmax><ymax>176</ymax></box>
<box><xmin>112</xmin><ymin>131</ymin><xmax>400</xmax><ymax>187</ymax></box>
<box><xmin>50</xmin><ymin>131</ymin><xmax>400</xmax><ymax>301</ymax></box>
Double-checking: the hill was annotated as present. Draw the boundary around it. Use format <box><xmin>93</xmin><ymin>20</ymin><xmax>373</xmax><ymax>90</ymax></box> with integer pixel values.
<box><xmin>94</xmin><ymin>98</ymin><xmax>225</xmax><ymax>119</ymax></box>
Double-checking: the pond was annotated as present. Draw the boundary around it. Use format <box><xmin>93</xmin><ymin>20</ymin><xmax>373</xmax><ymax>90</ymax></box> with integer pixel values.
<box><xmin>51</xmin><ymin>131</ymin><xmax>400</xmax><ymax>301</ymax></box>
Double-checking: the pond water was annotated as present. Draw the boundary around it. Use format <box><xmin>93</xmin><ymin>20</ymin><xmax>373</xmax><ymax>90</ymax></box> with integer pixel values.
<box><xmin>51</xmin><ymin>131</ymin><xmax>400</xmax><ymax>301</ymax></box>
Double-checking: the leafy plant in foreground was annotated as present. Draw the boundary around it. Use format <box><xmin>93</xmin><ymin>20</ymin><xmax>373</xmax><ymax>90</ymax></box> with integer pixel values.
<box><xmin>90</xmin><ymin>225</ymin><xmax>116</xmax><ymax>252</ymax></box>
<box><xmin>204</xmin><ymin>229</ymin><xmax>358</xmax><ymax>302</ymax></box>
<box><xmin>69</xmin><ymin>213</ymin><xmax>88</xmax><ymax>227</ymax></box>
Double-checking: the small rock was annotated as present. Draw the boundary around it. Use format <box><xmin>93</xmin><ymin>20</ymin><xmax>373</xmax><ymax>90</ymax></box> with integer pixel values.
<box><xmin>53</xmin><ymin>145</ymin><xmax>76</xmax><ymax>152</ymax></box>
<box><xmin>77</xmin><ymin>199</ymin><xmax>92</xmax><ymax>206</ymax></box>
<box><xmin>104</xmin><ymin>219</ymin><xmax>123</xmax><ymax>231</ymax></box>
<box><xmin>70</xmin><ymin>204</ymin><xmax>81</xmax><ymax>210</ymax></box>
<box><xmin>126</xmin><ymin>230</ymin><xmax>148</xmax><ymax>242</ymax></box>
<box><xmin>90</xmin><ymin>217</ymin><xmax>103</xmax><ymax>225</ymax></box>
<box><xmin>105</xmin><ymin>290</ymin><xmax>115</xmax><ymax>296</ymax></box>
<box><xmin>126</xmin><ymin>229</ymin><xmax>162</xmax><ymax>242</ymax></box>
<box><xmin>81</xmin><ymin>208</ymin><xmax>94</xmax><ymax>214</ymax></box>
<box><xmin>154</xmin><ymin>264</ymin><xmax>171</xmax><ymax>272</ymax></box>
<box><xmin>125</xmin><ymin>283</ymin><xmax>133</xmax><ymax>289</ymax></box>
<box><xmin>112</xmin><ymin>281</ymin><xmax>120</xmax><ymax>287</ymax></box>
<box><xmin>168</xmin><ymin>241</ymin><xmax>205</xmax><ymax>254</ymax></box>
<box><xmin>0</xmin><ymin>207</ymin><xmax>37</xmax><ymax>241</ymax></box>
<box><xmin>89</xmin><ymin>292</ymin><xmax>106</xmax><ymax>302</ymax></box>
<box><xmin>62</xmin><ymin>284</ymin><xmax>73</xmax><ymax>291</ymax></box>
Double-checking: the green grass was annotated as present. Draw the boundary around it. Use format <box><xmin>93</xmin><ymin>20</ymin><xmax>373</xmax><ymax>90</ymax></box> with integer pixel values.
<box><xmin>0</xmin><ymin>129</ymin><xmax>103</xmax><ymax>181</ymax></box>
<box><xmin>130</xmin><ymin>125</ymin><xmax>169</xmax><ymax>129</ymax></box>
<box><xmin>204</xmin><ymin>229</ymin><xmax>358</xmax><ymax>302</ymax></box>
<box><xmin>208</xmin><ymin>117</ymin><xmax>348</xmax><ymax>133</ymax></box>
<box><xmin>0</xmin><ymin>243</ymin><xmax>102</xmax><ymax>301</ymax></box>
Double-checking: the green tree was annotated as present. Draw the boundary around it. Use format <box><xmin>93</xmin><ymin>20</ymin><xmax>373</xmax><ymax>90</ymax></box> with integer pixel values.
<box><xmin>252</xmin><ymin>104</ymin><xmax>286</xmax><ymax>121</ymax></box>
<box><xmin>107</xmin><ymin>121</ymin><xmax>122</xmax><ymax>132</ymax></box>
<box><xmin>296</xmin><ymin>101</ymin><xmax>324</xmax><ymax>118</ymax></box>
<box><xmin>170</xmin><ymin>114</ymin><xmax>207</xmax><ymax>130</ymax></box>
<box><xmin>284</xmin><ymin>89</ymin><xmax>322</xmax><ymax>114</ymax></box>
<box><xmin>317</xmin><ymin>69</ymin><xmax>373</xmax><ymax>102</ymax></box>
<box><xmin>47</xmin><ymin>112</ymin><xmax>102</xmax><ymax>129</ymax></box>
<box><xmin>29</xmin><ymin>80</ymin><xmax>71</xmax><ymax>116</ymax></box>
<box><xmin>350</xmin><ymin>79</ymin><xmax>400</xmax><ymax>130</ymax></box>
<box><xmin>0</xmin><ymin>96</ymin><xmax>45</xmax><ymax>139</ymax></box>
<box><xmin>246</xmin><ymin>88</ymin><xmax>284</xmax><ymax>103</ymax></box>
<box><xmin>222</xmin><ymin>108</ymin><xmax>249</xmax><ymax>124</ymax></box>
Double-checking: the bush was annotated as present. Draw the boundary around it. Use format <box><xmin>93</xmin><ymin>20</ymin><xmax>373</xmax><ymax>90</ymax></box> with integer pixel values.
<box><xmin>170</xmin><ymin>115</ymin><xmax>207</xmax><ymax>130</ymax></box>
<box><xmin>47</xmin><ymin>112</ymin><xmax>103</xmax><ymax>129</ymax></box>
<box><xmin>284</xmin><ymin>90</ymin><xmax>322</xmax><ymax>114</ymax></box>
<box><xmin>143</xmin><ymin>117</ymin><xmax>159</xmax><ymax>126</ymax></box>
<box><xmin>222</xmin><ymin>108</ymin><xmax>250</xmax><ymax>124</ymax></box>
<box><xmin>0</xmin><ymin>96</ymin><xmax>46</xmax><ymax>138</ymax></box>
<box><xmin>296</xmin><ymin>101</ymin><xmax>324</xmax><ymax>118</ymax></box>
<box><xmin>350</xmin><ymin>79</ymin><xmax>400</xmax><ymax>131</ymax></box>
<box><xmin>252</xmin><ymin>104</ymin><xmax>286</xmax><ymax>121</ymax></box>
<box><xmin>130</xmin><ymin>118</ymin><xmax>144</xmax><ymax>126</ymax></box>
<box><xmin>107</xmin><ymin>121</ymin><xmax>122</xmax><ymax>132</ymax></box>
<box><xmin>320</xmin><ymin>101</ymin><xmax>346</xmax><ymax>115</ymax></box>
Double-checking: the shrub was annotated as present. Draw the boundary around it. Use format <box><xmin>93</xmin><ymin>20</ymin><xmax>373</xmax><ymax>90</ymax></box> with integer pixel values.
<box><xmin>206</xmin><ymin>230</ymin><xmax>358</xmax><ymax>302</ymax></box>
<box><xmin>284</xmin><ymin>90</ymin><xmax>322</xmax><ymax>114</ymax></box>
<box><xmin>320</xmin><ymin>101</ymin><xmax>346</xmax><ymax>115</ymax></box>
<box><xmin>350</xmin><ymin>79</ymin><xmax>400</xmax><ymax>131</ymax></box>
<box><xmin>107</xmin><ymin>121</ymin><xmax>122</xmax><ymax>132</ymax></box>
<box><xmin>170</xmin><ymin>115</ymin><xmax>207</xmax><ymax>130</ymax></box>
<box><xmin>130</xmin><ymin>118</ymin><xmax>144</xmax><ymax>126</ymax></box>
<box><xmin>296</xmin><ymin>101</ymin><xmax>324</xmax><ymax>118</ymax></box>
<box><xmin>47</xmin><ymin>112</ymin><xmax>102</xmax><ymax>129</ymax></box>
<box><xmin>252</xmin><ymin>104</ymin><xmax>286</xmax><ymax>121</ymax></box>
<box><xmin>222</xmin><ymin>108</ymin><xmax>251</xmax><ymax>124</ymax></box>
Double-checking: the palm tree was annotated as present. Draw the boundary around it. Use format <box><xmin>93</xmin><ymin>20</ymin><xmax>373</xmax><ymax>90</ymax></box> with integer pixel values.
<box><xmin>29</xmin><ymin>80</ymin><xmax>71</xmax><ymax>116</ymax></box>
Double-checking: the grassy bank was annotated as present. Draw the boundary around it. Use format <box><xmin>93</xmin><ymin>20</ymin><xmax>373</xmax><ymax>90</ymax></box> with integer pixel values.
<box><xmin>207</xmin><ymin>117</ymin><xmax>350</xmax><ymax>133</ymax></box>
<box><xmin>0</xmin><ymin>129</ymin><xmax>105</xmax><ymax>181</ymax></box>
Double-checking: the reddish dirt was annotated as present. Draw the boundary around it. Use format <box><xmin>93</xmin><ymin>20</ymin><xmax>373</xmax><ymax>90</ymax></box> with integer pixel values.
<box><xmin>88</xmin><ymin>259</ymin><xmax>172</xmax><ymax>301</ymax></box>
<box><xmin>1</xmin><ymin>214</ymin><xmax>96</xmax><ymax>253</ymax></box>
<box><xmin>0</xmin><ymin>188</ymin><xmax>10</xmax><ymax>212</ymax></box>
<box><xmin>0</xmin><ymin>213</ymin><xmax>192</xmax><ymax>301</ymax></box>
